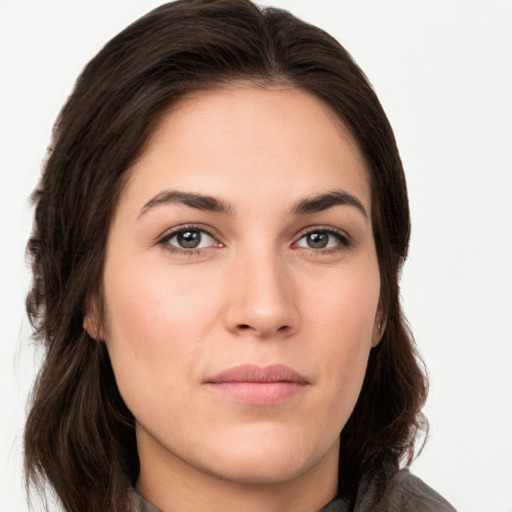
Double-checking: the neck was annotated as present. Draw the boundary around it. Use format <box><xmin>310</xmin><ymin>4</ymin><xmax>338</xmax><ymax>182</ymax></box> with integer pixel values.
<box><xmin>135</xmin><ymin>430</ymin><xmax>339</xmax><ymax>512</ymax></box>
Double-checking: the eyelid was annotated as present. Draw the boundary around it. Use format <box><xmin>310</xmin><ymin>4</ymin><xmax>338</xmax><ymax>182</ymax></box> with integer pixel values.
<box><xmin>156</xmin><ymin>223</ymin><xmax>223</xmax><ymax>252</ymax></box>
<box><xmin>293</xmin><ymin>225</ymin><xmax>353</xmax><ymax>250</ymax></box>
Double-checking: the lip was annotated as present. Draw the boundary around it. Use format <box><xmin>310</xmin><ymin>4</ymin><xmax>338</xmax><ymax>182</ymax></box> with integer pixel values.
<box><xmin>204</xmin><ymin>364</ymin><xmax>309</xmax><ymax>405</ymax></box>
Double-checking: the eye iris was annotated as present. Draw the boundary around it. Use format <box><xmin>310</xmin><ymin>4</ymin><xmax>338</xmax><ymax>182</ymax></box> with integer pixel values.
<box><xmin>177</xmin><ymin>230</ymin><xmax>201</xmax><ymax>248</ymax></box>
<box><xmin>307</xmin><ymin>232</ymin><xmax>329</xmax><ymax>248</ymax></box>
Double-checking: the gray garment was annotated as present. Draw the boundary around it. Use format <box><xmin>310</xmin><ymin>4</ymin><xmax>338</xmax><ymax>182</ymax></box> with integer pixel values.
<box><xmin>132</xmin><ymin>490</ymin><xmax>162</xmax><ymax>512</ymax></box>
<box><xmin>350</xmin><ymin>468</ymin><xmax>456</xmax><ymax>512</ymax></box>
<box><xmin>131</xmin><ymin>468</ymin><xmax>456</xmax><ymax>511</ymax></box>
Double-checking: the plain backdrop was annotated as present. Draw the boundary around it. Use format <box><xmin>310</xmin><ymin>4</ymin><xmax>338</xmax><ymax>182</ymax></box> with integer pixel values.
<box><xmin>1</xmin><ymin>1</ymin><xmax>511</xmax><ymax>511</ymax></box>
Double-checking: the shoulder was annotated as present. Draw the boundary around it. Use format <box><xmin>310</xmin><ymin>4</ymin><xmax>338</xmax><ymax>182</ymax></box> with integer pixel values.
<box><xmin>355</xmin><ymin>467</ymin><xmax>457</xmax><ymax>512</ymax></box>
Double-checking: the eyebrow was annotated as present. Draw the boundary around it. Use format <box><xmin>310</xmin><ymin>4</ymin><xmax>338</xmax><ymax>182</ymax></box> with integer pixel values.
<box><xmin>138</xmin><ymin>188</ymin><xmax>368</xmax><ymax>219</ymax></box>
<box><xmin>291</xmin><ymin>190</ymin><xmax>368</xmax><ymax>219</ymax></box>
<box><xmin>138</xmin><ymin>190</ymin><xmax>235</xmax><ymax>218</ymax></box>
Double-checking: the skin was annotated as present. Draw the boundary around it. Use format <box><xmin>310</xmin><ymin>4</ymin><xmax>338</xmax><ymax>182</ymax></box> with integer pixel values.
<box><xmin>88</xmin><ymin>86</ymin><xmax>382</xmax><ymax>512</ymax></box>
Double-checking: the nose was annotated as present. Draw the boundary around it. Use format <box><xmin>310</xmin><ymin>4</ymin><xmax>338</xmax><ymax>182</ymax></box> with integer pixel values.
<box><xmin>224</xmin><ymin>250</ymin><xmax>299</xmax><ymax>339</ymax></box>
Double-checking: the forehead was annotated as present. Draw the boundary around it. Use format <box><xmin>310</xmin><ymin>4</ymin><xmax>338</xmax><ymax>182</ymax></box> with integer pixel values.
<box><xmin>123</xmin><ymin>86</ymin><xmax>371</xmax><ymax>214</ymax></box>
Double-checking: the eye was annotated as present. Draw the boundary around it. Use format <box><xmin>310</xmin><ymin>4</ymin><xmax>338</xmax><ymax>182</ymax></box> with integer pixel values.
<box><xmin>295</xmin><ymin>229</ymin><xmax>350</xmax><ymax>250</ymax></box>
<box><xmin>159</xmin><ymin>226</ymin><xmax>219</xmax><ymax>251</ymax></box>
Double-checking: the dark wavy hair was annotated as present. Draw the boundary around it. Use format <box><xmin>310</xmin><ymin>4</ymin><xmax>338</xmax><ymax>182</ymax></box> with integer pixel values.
<box><xmin>24</xmin><ymin>1</ymin><xmax>427</xmax><ymax>510</ymax></box>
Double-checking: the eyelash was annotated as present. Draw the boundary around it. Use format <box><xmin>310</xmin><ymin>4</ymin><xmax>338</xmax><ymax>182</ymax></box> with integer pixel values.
<box><xmin>157</xmin><ymin>224</ymin><xmax>222</xmax><ymax>256</ymax></box>
<box><xmin>156</xmin><ymin>224</ymin><xmax>352</xmax><ymax>256</ymax></box>
<box><xmin>293</xmin><ymin>226</ymin><xmax>353</xmax><ymax>255</ymax></box>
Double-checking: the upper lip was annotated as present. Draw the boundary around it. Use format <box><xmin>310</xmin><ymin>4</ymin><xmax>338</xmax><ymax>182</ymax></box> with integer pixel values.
<box><xmin>205</xmin><ymin>364</ymin><xmax>309</xmax><ymax>384</ymax></box>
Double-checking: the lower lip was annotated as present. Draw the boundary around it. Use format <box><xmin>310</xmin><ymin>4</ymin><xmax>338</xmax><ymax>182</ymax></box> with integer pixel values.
<box><xmin>206</xmin><ymin>381</ymin><xmax>307</xmax><ymax>405</ymax></box>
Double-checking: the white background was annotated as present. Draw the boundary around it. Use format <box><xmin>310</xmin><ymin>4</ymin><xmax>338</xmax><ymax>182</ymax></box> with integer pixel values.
<box><xmin>1</xmin><ymin>1</ymin><xmax>511</xmax><ymax>511</ymax></box>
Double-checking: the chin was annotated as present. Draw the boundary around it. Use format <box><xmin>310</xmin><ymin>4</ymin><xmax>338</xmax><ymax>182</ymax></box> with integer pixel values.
<box><xmin>204</xmin><ymin>452</ymin><xmax>313</xmax><ymax>485</ymax></box>
<box><xmin>195</xmin><ymin>425</ymin><xmax>337</xmax><ymax>485</ymax></box>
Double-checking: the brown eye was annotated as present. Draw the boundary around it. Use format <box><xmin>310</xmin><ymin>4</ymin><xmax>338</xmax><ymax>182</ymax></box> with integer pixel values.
<box><xmin>306</xmin><ymin>232</ymin><xmax>329</xmax><ymax>248</ymax></box>
<box><xmin>295</xmin><ymin>229</ymin><xmax>350</xmax><ymax>251</ymax></box>
<box><xmin>163</xmin><ymin>228</ymin><xmax>217</xmax><ymax>250</ymax></box>
<box><xmin>176</xmin><ymin>230</ymin><xmax>202</xmax><ymax>248</ymax></box>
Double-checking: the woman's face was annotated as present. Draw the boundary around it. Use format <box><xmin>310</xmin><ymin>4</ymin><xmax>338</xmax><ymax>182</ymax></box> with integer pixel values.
<box><xmin>96</xmin><ymin>86</ymin><xmax>381</xmax><ymax>491</ymax></box>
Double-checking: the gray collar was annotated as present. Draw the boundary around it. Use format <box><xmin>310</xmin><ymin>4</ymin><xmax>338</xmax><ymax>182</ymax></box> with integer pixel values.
<box><xmin>129</xmin><ymin>467</ymin><xmax>456</xmax><ymax>511</ymax></box>
<box><xmin>131</xmin><ymin>489</ymin><xmax>350</xmax><ymax>512</ymax></box>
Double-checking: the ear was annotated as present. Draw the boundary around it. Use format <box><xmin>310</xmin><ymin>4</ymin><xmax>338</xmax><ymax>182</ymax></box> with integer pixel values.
<box><xmin>83</xmin><ymin>297</ymin><xmax>106</xmax><ymax>341</ymax></box>
<box><xmin>371</xmin><ymin>307</ymin><xmax>387</xmax><ymax>348</ymax></box>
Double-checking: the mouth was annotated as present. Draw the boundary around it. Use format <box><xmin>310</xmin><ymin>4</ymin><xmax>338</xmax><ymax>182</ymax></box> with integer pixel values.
<box><xmin>204</xmin><ymin>364</ymin><xmax>309</xmax><ymax>405</ymax></box>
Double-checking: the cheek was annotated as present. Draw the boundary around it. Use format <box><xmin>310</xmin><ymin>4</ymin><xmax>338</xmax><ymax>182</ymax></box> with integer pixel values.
<box><xmin>305</xmin><ymin>257</ymin><xmax>380</xmax><ymax>344</ymax></box>
<box><xmin>302</xmin><ymin>263</ymin><xmax>380</xmax><ymax>413</ymax></box>
<box><xmin>101</xmin><ymin>260</ymin><xmax>222</xmax><ymax>413</ymax></box>
<box><xmin>104</xmin><ymin>256</ymin><xmax>220</xmax><ymax>340</ymax></box>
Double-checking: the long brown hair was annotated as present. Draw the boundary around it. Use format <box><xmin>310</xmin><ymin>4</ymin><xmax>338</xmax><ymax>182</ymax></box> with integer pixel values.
<box><xmin>24</xmin><ymin>1</ymin><xmax>427</xmax><ymax>510</ymax></box>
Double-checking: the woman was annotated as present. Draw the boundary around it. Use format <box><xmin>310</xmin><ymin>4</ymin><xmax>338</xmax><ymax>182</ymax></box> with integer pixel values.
<box><xmin>24</xmin><ymin>1</ymin><xmax>456</xmax><ymax>511</ymax></box>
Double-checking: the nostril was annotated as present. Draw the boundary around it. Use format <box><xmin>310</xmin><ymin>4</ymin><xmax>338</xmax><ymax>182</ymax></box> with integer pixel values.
<box><xmin>238</xmin><ymin>324</ymin><xmax>289</xmax><ymax>331</ymax></box>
